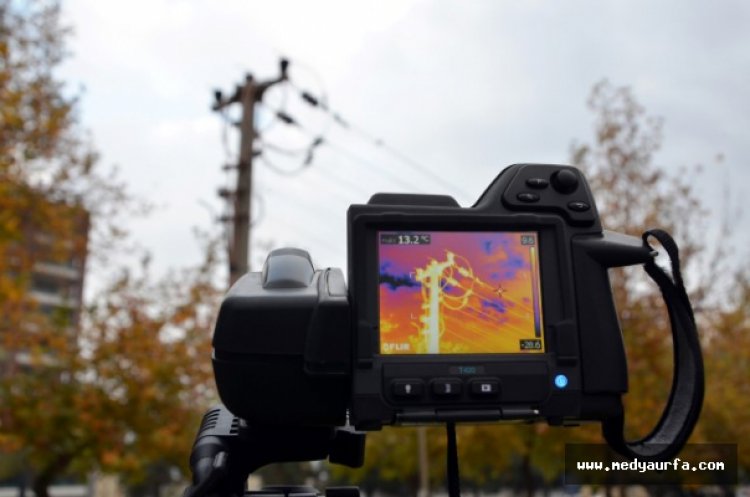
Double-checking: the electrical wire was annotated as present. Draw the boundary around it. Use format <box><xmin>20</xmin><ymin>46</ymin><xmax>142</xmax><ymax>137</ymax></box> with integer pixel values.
<box><xmin>262</xmin><ymin>166</ymin><xmax>357</xmax><ymax>217</ymax></box>
<box><xmin>258</xmin><ymin>137</ymin><xmax>310</xmax><ymax>156</ymax></box>
<box><xmin>289</xmin><ymin>80</ymin><xmax>473</xmax><ymax>200</ymax></box>
<box><xmin>262</xmin><ymin>148</ymin><xmax>374</xmax><ymax>204</ymax></box>
<box><xmin>212</xmin><ymin>58</ymin><xmax>474</xmax><ymax>264</ymax></box>
<box><xmin>285</xmin><ymin>58</ymin><xmax>334</xmax><ymax>137</ymax></box>
<box><xmin>322</xmin><ymin>139</ymin><xmax>422</xmax><ymax>192</ymax></box>
<box><xmin>259</xmin><ymin>184</ymin><xmax>346</xmax><ymax>243</ymax></box>
<box><xmin>255</xmin><ymin>102</ymin><xmax>328</xmax><ymax>174</ymax></box>
<box><xmin>256</xmin><ymin>79</ymin><xmax>291</xmax><ymax>134</ymax></box>
<box><xmin>259</xmin><ymin>155</ymin><xmax>309</xmax><ymax>177</ymax></box>
<box><xmin>250</xmin><ymin>189</ymin><xmax>266</xmax><ymax>228</ymax></box>
<box><xmin>259</xmin><ymin>212</ymin><xmax>343</xmax><ymax>256</ymax></box>
<box><xmin>259</xmin><ymin>131</ymin><xmax>376</xmax><ymax>200</ymax></box>
<box><xmin>311</xmin><ymin>159</ymin><xmax>376</xmax><ymax>200</ymax></box>
<box><xmin>257</xmin><ymin>100</ymin><xmax>426</xmax><ymax>193</ymax></box>
<box><xmin>261</xmin><ymin>222</ymin><xmax>341</xmax><ymax>257</ymax></box>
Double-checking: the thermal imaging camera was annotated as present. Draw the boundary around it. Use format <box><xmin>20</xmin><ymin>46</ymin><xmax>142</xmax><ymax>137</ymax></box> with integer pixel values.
<box><xmin>204</xmin><ymin>164</ymin><xmax>703</xmax><ymax>481</ymax></box>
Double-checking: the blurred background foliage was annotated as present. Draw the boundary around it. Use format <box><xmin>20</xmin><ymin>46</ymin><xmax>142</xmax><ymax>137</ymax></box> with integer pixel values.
<box><xmin>0</xmin><ymin>2</ymin><xmax>222</xmax><ymax>497</ymax></box>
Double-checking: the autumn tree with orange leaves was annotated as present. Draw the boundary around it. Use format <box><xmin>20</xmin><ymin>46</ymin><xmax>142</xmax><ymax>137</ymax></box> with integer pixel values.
<box><xmin>0</xmin><ymin>2</ymin><xmax>221</xmax><ymax>497</ymax></box>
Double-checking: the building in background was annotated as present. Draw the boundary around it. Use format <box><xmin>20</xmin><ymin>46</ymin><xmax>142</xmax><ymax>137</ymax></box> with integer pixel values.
<box><xmin>26</xmin><ymin>206</ymin><xmax>89</xmax><ymax>332</ymax></box>
<box><xmin>0</xmin><ymin>190</ymin><xmax>89</xmax><ymax>366</ymax></box>
<box><xmin>0</xmin><ymin>190</ymin><xmax>90</xmax><ymax>497</ymax></box>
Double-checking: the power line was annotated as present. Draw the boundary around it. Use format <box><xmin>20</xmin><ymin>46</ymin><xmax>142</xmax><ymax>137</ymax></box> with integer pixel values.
<box><xmin>256</xmin><ymin>79</ymin><xmax>291</xmax><ymax>134</ymax></box>
<box><xmin>259</xmin><ymin>146</ymin><xmax>375</xmax><ymax>201</ymax></box>
<box><xmin>257</xmin><ymin>101</ymin><xmax>427</xmax><ymax>193</ymax></box>
<box><xmin>310</xmin><ymin>159</ymin><xmax>376</xmax><ymax>200</ymax></box>
<box><xmin>258</xmin><ymin>130</ymin><xmax>382</xmax><ymax>200</ymax></box>
<box><xmin>289</xmin><ymin>80</ymin><xmax>473</xmax><ymax>200</ymax></box>
<box><xmin>322</xmin><ymin>139</ymin><xmax>422</xmax><ymax>193</ymax></box>
<box><xmin>259</xmin><ymin>155</ymin><xmax>309</xmax><ymax>177</ymax></box>
<box><xmin>258</xmin><ymin>184</ymin><xmax>347</xmax><ymax>245</ymax></box>
<box><xmin>212</xmin><ymin>58</ymin><xmax>473</xmax><ymax>282</ymax></box>
<box><xmin>259</xmin><ymin>137</ymin><xmax>309</xmax><ymax>157</ymax></box>
<box><xmin>257</xmin><ymin>213</ymin><xmax>342</xmax><ymax>256</ymax></box>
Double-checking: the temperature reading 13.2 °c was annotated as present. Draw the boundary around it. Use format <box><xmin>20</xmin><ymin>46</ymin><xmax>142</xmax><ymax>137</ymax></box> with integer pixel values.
<box><xmin>380</xmin><ymin>233</ymin><xmax>432</xmax><ymax>246</ymax></box>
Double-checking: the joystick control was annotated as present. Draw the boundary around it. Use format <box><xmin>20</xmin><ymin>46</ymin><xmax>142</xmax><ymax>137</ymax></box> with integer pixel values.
<box><xmin>551</xmin><ymin>169</ymin><xmax>579</xmax><ymax>193</ymax></box>
<box><xmin>500</xmin><ymin>164</ymin><xmax>597</xmax><ymax>227</ymax></box>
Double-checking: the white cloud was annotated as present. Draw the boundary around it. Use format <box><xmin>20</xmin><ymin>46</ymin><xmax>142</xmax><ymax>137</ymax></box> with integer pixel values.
<box><xmin>150</xmin><ymin>115</ymin><xmax>217</xmax><ymax>143</ymax></box>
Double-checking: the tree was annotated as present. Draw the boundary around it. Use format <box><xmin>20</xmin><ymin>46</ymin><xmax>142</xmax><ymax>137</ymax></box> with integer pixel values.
<box><xmin>570</xmin><ymin>80</ymin><xmax>711</xmax><ymax>442</ymax></box>
<box><xmin>1</xmin><ymin>239</ymin><xmax>221</xmax><ymax>497</ymax></box>
<box><xmin>77</xmin><ymin>236</ymin><xmax>220</xmax><ymax>486</ymax></box>
<box><xmin>0</xmin><ymin>2</ymin><xmax>223</xmax><ymax>496</ymax></box>
<box><xmin>571</xmin><ymin>80</ymin><xmax>750</xmax><ymax>485</ymax></box>
<box><xmin>700</xmin><ymin>273</ymin><xmax>750</xmax><ymax>470</ymax></box>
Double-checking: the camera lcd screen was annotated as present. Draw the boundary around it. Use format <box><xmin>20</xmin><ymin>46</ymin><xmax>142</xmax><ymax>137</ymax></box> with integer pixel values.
<box><xmin>378</xmin><ymin>231</ymin><xmax>544</xmax><ymax>355</ymax></box>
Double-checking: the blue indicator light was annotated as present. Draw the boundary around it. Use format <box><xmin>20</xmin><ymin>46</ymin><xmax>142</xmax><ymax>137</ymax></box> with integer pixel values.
<box><xmin>554</xmin><ymin>374</ymin><xmax>569</xmax><ymax>389</ymax></box>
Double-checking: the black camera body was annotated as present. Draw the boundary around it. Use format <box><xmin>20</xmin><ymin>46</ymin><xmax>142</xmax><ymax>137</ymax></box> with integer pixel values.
<box><xmin>212</xmin><ymin>164</ymin><xmax>659</xmax><ymax>432</ymax></box>
<box><xmin>347</xmin><ymin>163</ymin><xmax>655</xmax><ymax>430</ymax></box>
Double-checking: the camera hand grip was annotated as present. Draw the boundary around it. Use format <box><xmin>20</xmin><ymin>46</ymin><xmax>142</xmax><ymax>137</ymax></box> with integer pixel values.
<box><xmin>572</xmin><ymin>231</ymin><xmax>654</xmax><ymax>394</ymax></box>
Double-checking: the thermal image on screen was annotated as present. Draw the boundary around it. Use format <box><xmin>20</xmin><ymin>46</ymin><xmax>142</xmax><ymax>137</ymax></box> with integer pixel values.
<box><xmin>378</xmin><ymin>231</ymin><xmax>544</xmax><ymax>355</ymax></box>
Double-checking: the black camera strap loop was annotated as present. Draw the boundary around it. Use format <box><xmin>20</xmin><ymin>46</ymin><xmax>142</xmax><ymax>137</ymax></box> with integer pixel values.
<box><xmin>603</xmin><ymin>229</ymin><xmax>705</xmax><ymax>461</ymax></box>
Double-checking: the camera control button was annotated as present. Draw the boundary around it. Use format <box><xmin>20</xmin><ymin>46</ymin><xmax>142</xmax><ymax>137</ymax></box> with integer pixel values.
<box><xmin>432</xmin><ymin>378</ymin><xmax>463</xmax><ymax>397</ymax></box>
<box><xmin>567</xmin><ymin>201</ymin><xmax>590</xmax><ymax>212</ymax></box>
<box><xmin>552</xmin><ymin>169</ymin><xmax>579</xmax><ymax>193</ymax></box>
<box><xmin>525</xmin><ymin>177</ymin><xmax>549</xmax><ymax>189</ymax></box>
<box><xmin>517</xmin><ymin>192</ymin><xmax>540</xmax><ymax>203</ymax></box>
<box><xmin>469</xmin><ymin>379</ymin><xmax>500</xmax><ymax>397</ymax></box>
<box><xmin>392</xmin><ymin>379</ymin><xmax>425</xmax><ymax>398</ymax></box>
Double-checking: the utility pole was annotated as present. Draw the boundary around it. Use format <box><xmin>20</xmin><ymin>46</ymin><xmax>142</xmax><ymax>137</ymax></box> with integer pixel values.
<box><xmin>213</xmin><ymin>58</ymin><xmax>289</xmax><ymax>286</ymax></box>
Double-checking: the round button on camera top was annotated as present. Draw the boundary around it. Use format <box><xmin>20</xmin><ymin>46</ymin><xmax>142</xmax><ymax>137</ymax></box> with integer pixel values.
<box><xmin>551</xmin><ymin>169</ymin><xmax>579</xmax><ymax>194</ymax></box>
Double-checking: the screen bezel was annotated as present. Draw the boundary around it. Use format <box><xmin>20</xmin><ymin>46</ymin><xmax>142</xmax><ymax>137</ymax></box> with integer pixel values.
<box><xmin>376</xmin><ymin>229</ymin><xmax>546</xmax><ymax>356</ymax></box>
<box><xmin>349</xmin><ymin>212</ymin><xmax>572</xmax><ymax>366</ymax></box>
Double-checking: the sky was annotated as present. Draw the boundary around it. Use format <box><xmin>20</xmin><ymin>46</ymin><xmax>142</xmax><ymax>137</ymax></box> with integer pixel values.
<box><xmin>58</xmin><ymin>0</ymin><xmax>750</xmax><ymax>289</ymax></box>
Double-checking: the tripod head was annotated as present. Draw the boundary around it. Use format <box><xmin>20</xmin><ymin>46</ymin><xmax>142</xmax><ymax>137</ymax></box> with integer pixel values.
<box><xmin>183</xmin><ymin>405</ymin><xmax>364</xmax><ymax>497</ymax></box>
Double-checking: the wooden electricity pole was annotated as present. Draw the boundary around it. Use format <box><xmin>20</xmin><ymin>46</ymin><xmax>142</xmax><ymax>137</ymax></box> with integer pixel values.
<box><xmin>213</xmin><ymin>59</ymin><xmax>288</xmax><ymax>286</ymax></box>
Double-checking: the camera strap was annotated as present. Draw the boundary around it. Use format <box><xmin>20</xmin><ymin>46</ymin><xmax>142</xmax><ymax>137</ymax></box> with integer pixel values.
<box><xmin>602</xmin><ymin>229</ymin><xmax>705</xmax><ymax>461</ymax></box>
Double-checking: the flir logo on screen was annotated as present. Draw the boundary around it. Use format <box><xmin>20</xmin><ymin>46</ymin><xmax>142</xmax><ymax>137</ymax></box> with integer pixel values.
<box><xmin>382</xmin><ymin>342</ymin><xmax>411</xmax><ymax>353</ymax></box>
